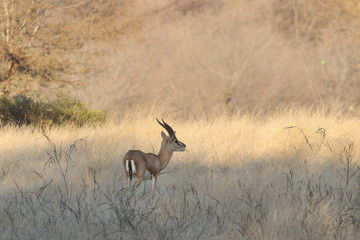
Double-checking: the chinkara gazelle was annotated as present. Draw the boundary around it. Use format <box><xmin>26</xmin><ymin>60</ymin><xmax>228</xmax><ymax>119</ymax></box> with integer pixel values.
<box><xmin>123</xmin><ymin>118</ymin><xmax>186</xmax><ymax>194</ymax></box>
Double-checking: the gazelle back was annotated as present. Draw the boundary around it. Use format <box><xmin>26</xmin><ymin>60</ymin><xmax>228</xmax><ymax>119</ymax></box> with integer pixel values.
<box><xmin>123</xmin><ymin>118</ymin><xmax>186</xmax><ymax>192</ymax></box>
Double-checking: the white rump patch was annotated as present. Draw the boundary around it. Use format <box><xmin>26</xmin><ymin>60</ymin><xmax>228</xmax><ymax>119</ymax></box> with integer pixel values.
<box><xmin>125</xmin><ymin>160</ymin><xmax>129</xmax><ymax>173</ymax></box>
<box><xmin>125</xmin><ymin>160</ymin><xmax>136</xmax><ymax>176</ymax></box>
<box><xmin>131</xmin><ymin>160</ymin><xmax>136</xmax><ymax>174</ymax></box>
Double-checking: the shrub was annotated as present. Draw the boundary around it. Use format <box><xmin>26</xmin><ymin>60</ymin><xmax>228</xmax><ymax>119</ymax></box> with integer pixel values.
<box><xmin>273</xmin><ymin>0</ymin><xmax>360</xmax><ymax>42</ymax></box>
<box><xmin>0</xmin><ymin>0</ymin><xmax>137</xmax><ymax>94</ymax></box>
<box><xmin>0</xmin><ymin>94</ymin><xmax>106</xmax><ymax>127</ymax></box>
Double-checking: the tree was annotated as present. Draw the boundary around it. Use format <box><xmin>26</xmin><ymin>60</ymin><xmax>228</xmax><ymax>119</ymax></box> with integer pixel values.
<box><xmin>0</xmin><ymin>0</ymin><xmax>133</xmax><ymax>94</ymax></box>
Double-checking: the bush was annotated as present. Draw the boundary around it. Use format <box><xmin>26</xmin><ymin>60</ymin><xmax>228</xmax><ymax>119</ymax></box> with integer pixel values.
<box><xmin>0</xmin><ymin>0</ymin><xmax>137</xmax><ymax>94</ymax></box>
<box><xmin>273</xmin><ymin>0</ymin><xmax>360</xmax><ymax>42</ymax></box>
<box><xmin>0</xmin><ymin>94</ymin><xmax>106</xmax><ymax>127</ymax></box>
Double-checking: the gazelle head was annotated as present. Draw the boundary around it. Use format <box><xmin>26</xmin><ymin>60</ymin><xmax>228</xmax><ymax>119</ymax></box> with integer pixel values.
<box><xmin>157</xmin><ymin>118</ymin><xmax>186</xmax><ymax>152</ymax></box>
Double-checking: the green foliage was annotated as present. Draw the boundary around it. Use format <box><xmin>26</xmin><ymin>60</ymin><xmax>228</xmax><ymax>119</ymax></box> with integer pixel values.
<box><xmin>0</xmin><ymin>94</ymin><xmax>106</xmax><ymax>127</ymax></box>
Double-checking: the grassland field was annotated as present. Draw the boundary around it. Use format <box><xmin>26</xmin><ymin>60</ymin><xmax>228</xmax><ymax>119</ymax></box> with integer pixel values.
<box><xmin>0</xmin><ymin>109</ymin><xmax>360</xmax><ymax>239</ymax></box>
<box><xmin>1</xmin><ymin>0</ymin><xmax>360</xmax><ymax>239</ymax></box>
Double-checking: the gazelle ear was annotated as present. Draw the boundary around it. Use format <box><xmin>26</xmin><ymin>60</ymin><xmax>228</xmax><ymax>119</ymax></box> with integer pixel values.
<box><xmin>161</xmin><ymin>131</ymin><xmax>167</xmax><ymax>139</ymax></box>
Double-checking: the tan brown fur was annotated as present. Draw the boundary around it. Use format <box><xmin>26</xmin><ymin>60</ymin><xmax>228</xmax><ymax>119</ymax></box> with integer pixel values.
<box><xmin>123</xmin><ymin>119</ymin><xmax>186</xmax><ymax>192</ymax></box>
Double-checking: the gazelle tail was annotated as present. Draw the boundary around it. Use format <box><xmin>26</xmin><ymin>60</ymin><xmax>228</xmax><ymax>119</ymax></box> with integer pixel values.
<box><xmin>125</xmin><ymin>160</ymin><xmax>135</xmax><ymax>180</ymax></box>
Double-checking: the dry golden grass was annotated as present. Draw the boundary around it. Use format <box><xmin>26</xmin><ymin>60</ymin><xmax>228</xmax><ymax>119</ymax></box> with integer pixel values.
<box><xmin>1</xmin><ymin>0</ymin><xmax>360</xmax><ymax>239</ymax></box>
<box><xmin>0</xmin><ymin>109</ymin><xmax>360</xmax><ymax>239</ymax></box>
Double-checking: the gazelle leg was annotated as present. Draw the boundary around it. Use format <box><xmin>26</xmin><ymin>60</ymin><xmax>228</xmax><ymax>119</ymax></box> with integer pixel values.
<box><xmin>125</xmin><ymin>174</ymin><xmax>133</xmax><ymax>195</ymax></box>
<box><xmin>142</xmin><ymin>179</ymin><xmax>146</xmax><ymax>195</ymax></box>
<box><xmin>151</xmin><ymin>175</ymin><xmax>158</xmax><ymax>203</ymax></box>
<box><xmin>127</xmin><ymin>175</ymin><xmax>131</xmax><ymax>189</ymax></box>
<box><xmin>152</xmin><ymin>174</ymin><xmax>158</xmax><ymax>192</ymax></box>
<box><xmin>132</xmin><ymin>176</ymin><xmax>143</xmax><ymax>192</ymax></box>
<box><xmin>126</xmin><ymin>176</ymin><xmax>133</xmax><ymax>198</ymax></box>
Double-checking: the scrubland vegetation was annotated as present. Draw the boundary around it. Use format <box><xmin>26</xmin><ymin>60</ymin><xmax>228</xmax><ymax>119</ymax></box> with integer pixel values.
<box><xmin>1</xmin><ymin>111</ymin><xmax>360</xmax><ymax>239</ymax></box>
<box><xmin>0</xmin><ymin>0</ymin><xmax>360</xmax><ymax>239</ymax></box>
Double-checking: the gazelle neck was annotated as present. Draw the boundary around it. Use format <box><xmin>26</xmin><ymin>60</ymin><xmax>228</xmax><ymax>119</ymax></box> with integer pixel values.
<box><xmin>157</xmin><ymin>145</ymin><xmax>174</xmax><ymax>170</ymax></box>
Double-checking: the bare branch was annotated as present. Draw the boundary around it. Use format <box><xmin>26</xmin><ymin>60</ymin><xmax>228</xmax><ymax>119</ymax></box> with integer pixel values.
<box><xmin>3</xmin><ymin>0</ymin><xmax>10</xmax><ymax>44</ymax></box>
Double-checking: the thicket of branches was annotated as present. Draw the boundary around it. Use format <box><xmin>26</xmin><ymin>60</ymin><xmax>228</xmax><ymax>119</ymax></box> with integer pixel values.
<box><xmin>273</xmin><ymin>0</ymin><xmax>360</xmax><ymax>42</ymax></box>
<box><xmin>0</xmin><ymin>0</ymin><xmax>134</xmax><ymax>94</ymax></box>
<box><xmin>0</xmin><ymin>0</ymin><xmax>359</xmax><ymax>116</ymax></box>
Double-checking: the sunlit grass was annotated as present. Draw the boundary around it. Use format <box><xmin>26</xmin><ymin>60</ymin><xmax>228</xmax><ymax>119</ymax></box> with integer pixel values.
<box><xmin>0</xmin><ymin>109</ymin><xmax>359</xmax><ymax>238</ymax></box>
